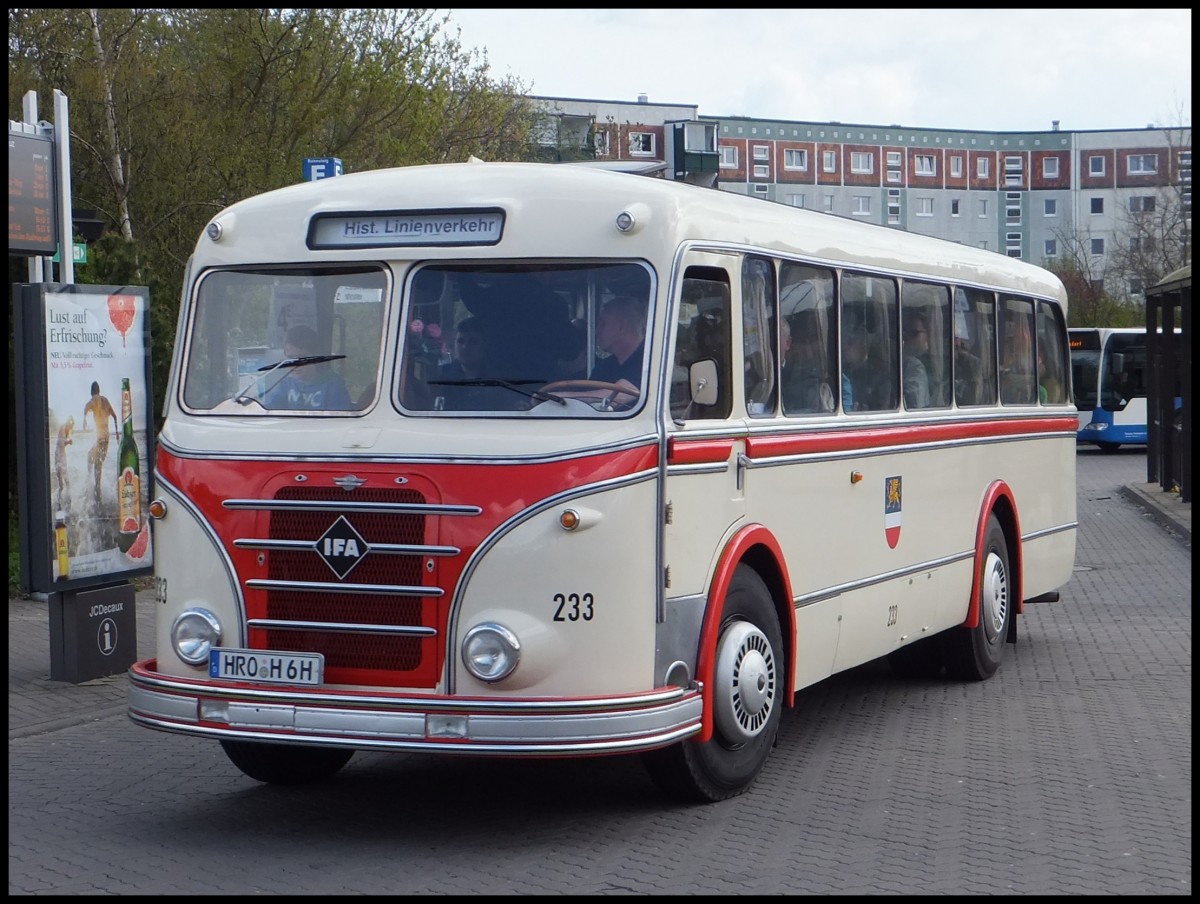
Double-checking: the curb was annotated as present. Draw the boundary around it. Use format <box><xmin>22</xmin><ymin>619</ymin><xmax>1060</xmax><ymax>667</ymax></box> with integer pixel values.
<box><xmin>1119</xmin><ymin>482</ymin><xmax>1191</xmax><ymax>543</ymax></box>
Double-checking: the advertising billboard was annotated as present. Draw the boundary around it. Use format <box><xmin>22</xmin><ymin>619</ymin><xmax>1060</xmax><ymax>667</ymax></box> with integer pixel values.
<box><xmin>14</xmin><ymin>283</ymin><xmax>154</xmax><ymax>592</ymax></box>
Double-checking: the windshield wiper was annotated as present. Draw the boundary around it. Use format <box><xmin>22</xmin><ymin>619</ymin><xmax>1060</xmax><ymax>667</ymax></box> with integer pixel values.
<box><xmin>233</xmin><ymin>354</ymin><xmax>347</xmax><ymax>405</ymax></box>
<box><xmin>428</xmin><ymin>378</ymin><xmax>566</xmax><ymax>405</ymax></box>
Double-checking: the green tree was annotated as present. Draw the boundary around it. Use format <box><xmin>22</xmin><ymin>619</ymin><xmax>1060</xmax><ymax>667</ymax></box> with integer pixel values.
<box><xmin>9</xmin><ymin>8</ymin><xmax>538</xmax><ymax>586</ymax></box>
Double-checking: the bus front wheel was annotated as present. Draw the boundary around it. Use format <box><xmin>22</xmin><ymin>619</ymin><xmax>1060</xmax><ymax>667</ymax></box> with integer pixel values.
<box><xmin>220</xmin><ymin>740</ymin><xmax>354</xmax><ymax>785</ymax></box>
<box><xmin>942</xmin><ymin>513</ymin><xmax>1011</xmax><ymax>681</ymax></box>
<box><xmin>642</xmin><ymin>566</ymin><xmax>783</xmax><ymax>803</ymax></box>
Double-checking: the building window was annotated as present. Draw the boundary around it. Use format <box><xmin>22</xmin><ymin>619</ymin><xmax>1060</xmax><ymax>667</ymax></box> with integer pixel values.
<box><xmin>950</xmin><ymin>155</ymin><xmax>963</xmax><ymax>178</ymax></box>
<box><xmin>1090</xmin><ymin>197</ymin><xmax>1104</xmax><ymax>215</ymax></box>
<box><xmin>852</xmin><ymin>195</ymin><xmax>871</xmax><ymax>215</ymax></box>
<box><xmin>1130</xmin><ymin>277</ymin><xmax>1144</xmax><ymax>296</ymax></box>
<box><xmin>979</xmin><ymin>199</ymin><xmax>988</xmax><ymax>217</ymax></box>
<box><xmin>976</xmin><ymin>157</ymin><xmax>990</xmax><ymax>179</ymax></box>
<box><xmin>783</xmin><ymin>148</ymin><xmax>808</xmax><ymax>170</ymax></box>
<box><xmin>1006</xmin><ymin>192</ymin><xmax>1021</xmax><ymax>224</ymax></box>
<box><xmin>1090</xmin><ymin>237</ymin><xmax>1105</xmax><ymax>255</ymax></box>
<box><xmin>1043</xmin><ymin>157</ymin><xmax>1059</xmax><ymax>179</ymax></box>
<box><xmin>629</xmin><ymin>132</ymin><xmax>655</xmax><ymax>156</ymax></box>
<box><xmin>1089</xmin><ymin>155</ymin><xmax>1105</xmax><ymax>176</ymax></box>
<box><xmin>886</xmin><ymin>151</ymin><xmax>902</xmax><ymax>183</ymax></box>
<box><xmin>753</xmin><ymin>164</ymin><xmax>770</xmax><ymax>178</ymax></box>
<box><xmin>850</xmin><ymin>152</ymin><xmax>874</xmax><ymax>174</ymax></box>
<box><xmin>1006</xmin><ymin>232</ymin><xmax>1022</xmax><ymax>257</ymax></box>
<box><xmin>916</xmin><ymin>197</ymin><xmax>933</xmax><ymax>216</ymax></box>
<box><xmin>753</xmin><ymin>145</ymin><xmax>769</xmax><ymax>161</ymax></box>
<box><xmin>1044</xmin><ymin>199</ymin><xmax>1057</xmax><ymax>216</ymax></box>
<box><xmin>914</xmin><ymin>154</ymin><xmax>936</xmax><ymax>176</ymax></box>
<box><xmin>1128</xmin><ymin>154</ymin><xmax>1158</xmax><ymax>175</ymax></box>
<box><xmin>1004</xmin><ymin>155</ymin><xmax>1023</xmax><ymax>186</ymax></box>
<box><xmin>719</xmin><ymin>145</ymin><xmax>738</xmax><ymax>168</ymax></box>
<box><xmin>823</xmin><ymin>194</ymin><xmax>835</xmax><ymax>212</ymax></box>
<box><xmin>887</xmin><ymin>189</ymin><xmax>901</xmax><ymax>224</ymax></box>
<box><xmin>1129</xmin><ymin>195</ymin><xmax>1156</xmax><ymax>213</ymax></box>
<box><xmin>822</xmin><ymin>150</ymin><xmax>837</xmax><ymax>173</ymax></box>
<box><xmin>1044</xmin><ymin>238</ymin><xmax>1057</xmax><ymax>257</ymax></box>
<box><xmin>593</xmin><ymin>130</ymin><xmax>610</xmax><ymax>156</ymax></box>
<box><xmin>788</xmin><ymin>193</ymin><xmax>807</xmax><ymax>208</ymax></box>
<box><xmin>951</xmin><ymin>198</ymin><xmax>960</xmax><ymax>216</ymax></box>
<box><xmin>753</xmin><ymin>184</ymin><xmax>769</xmax><ymax>197</ymax></box>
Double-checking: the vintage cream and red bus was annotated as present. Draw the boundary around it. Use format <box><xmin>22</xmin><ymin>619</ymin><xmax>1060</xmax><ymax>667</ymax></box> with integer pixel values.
<box><xmin>128</xmin><ymin>161</ymin><xmax>1077</xmax><ymax>802</ymax></box>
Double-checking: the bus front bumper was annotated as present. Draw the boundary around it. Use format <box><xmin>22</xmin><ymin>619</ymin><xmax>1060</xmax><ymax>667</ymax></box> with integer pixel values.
<box><xmin>127</xmin><ymin>659</ymin><xmax>703</xmax><ymax>755</ymax></box>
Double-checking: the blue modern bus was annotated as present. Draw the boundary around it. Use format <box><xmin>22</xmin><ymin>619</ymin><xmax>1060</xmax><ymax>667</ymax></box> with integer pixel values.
<box><xmin>1069</xmin><ymin>327</ymin><xmax>1174</xmax><ymax>452</ymax></box>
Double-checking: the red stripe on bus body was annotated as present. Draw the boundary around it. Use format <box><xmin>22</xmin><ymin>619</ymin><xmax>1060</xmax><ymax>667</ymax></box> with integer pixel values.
<box><xmin>744</xmin><ymin>415</ymin><xmax>1078</xmax><ymax>458</ymax></box>
<box><xmin>667</xmin><ymin>438</ymin><xmax>736</xmax><ymax>465</ymax></box>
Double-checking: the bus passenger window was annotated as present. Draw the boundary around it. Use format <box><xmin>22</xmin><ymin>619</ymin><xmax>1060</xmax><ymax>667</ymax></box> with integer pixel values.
<box><xmin>841</xmin><ymin>273</ymin><xmax>898</xmax><ymax>412</ymax></box>
<box><xmin>901</xmin><ymin>282</ymin><xmax>951</xmax><ymax>409</ymax></box>
<box><xmin>742</xmin><ymin>257</ymin><xmax>777</xmax><ymax>416</ymax></box>
<box><xmin>1036</xmin><ymin>301</ymin><xmax>1068</xmax><ymax>405</ymax></box>
<box><xmin>999</xmin><ymin>297</ymin><xmax>1037</xmax><ymax>405</ymax></box>
<box><xmin>674</xmin><ymin>274</ymin><xmax>732</xmax><ymax>420</ymax></box>
<box><xmin>953</xmin><ymin>287</ymin><xmax>996</xmax><ymax>407</ymax></box>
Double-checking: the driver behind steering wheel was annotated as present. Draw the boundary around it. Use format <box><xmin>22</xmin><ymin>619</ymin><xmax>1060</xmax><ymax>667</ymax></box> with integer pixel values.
<box><xmin>588</xmin><ymin>295</ymin><xmax>646</xmax><ymax>405</ymax></box>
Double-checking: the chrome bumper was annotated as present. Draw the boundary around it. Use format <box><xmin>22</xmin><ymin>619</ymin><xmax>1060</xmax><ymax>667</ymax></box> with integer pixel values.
<box><xmin>127</xmin><ymin>660</ymin><xmax>703</xmax><ymax>755</ymax></box>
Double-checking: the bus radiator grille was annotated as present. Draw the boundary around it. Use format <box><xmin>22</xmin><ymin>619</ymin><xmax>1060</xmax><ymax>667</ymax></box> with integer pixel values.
<box><xmin>255</xmin><ymin>485</ymin><xmax>441</xmax><ymax>687</ymax></box>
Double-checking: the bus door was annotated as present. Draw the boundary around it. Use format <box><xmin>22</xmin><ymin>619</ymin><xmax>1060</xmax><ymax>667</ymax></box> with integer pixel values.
<box><xmin>662</xmin><ymin>256</ymin><xmax>743</xmax><ymax>664</ymax></box>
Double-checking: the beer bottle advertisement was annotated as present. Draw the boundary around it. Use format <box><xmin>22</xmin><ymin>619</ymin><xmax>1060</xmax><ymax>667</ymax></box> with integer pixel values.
<box><xmin>23</xmin><ymin>285</ymin><xmax>154</xmax><ymax>590</ymax></box>
<box><xmin>116</xmin><ymin>377</ymin><xmax>142</xmax><ymax>552</ymax></box>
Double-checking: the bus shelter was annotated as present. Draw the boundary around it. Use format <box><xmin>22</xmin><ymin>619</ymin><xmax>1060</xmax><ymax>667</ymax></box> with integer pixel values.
<box><xmin>1145</xmin><ymin>265</ymin><xmax>1191</xmax><ymax>503</ymax></box>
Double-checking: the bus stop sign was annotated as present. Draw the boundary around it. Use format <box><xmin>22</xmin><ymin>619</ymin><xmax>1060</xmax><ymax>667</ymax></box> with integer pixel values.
<box><xmin>303</xmin><ymin>158</ymin><xmax>342</xmax><ymax>181</ymax></box>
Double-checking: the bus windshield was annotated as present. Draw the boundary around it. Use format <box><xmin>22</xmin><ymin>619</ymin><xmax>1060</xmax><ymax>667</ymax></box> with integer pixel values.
<box><xmin>183</xmin><ymin>265</ymin><xmax>388</xmax><ymax>414</ymax></box>
<box><xmin>400</xmin><ymin>262</ymin><xmax>653</xmax><ymax>416</ymax></box>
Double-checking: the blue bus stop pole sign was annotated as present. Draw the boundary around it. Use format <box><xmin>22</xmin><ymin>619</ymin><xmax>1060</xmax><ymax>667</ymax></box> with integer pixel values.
<box><xmin>303</xmin><ymin>158</ymin><xmax>343</xmax><ymax>181</ymax></box>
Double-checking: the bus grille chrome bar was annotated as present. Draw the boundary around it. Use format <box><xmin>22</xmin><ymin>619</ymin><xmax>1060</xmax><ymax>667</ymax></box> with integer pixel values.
<box><xmin>234</xmin><ymin>538</ymin><xmax>459</xmax><ymax>556</ymax></box>
<box><xmin>248</xmin><ymin>618</ymin><xmax>437</xmax><ymax>637</ymax></box>
<box><xmin>224</xmin><ymin>498</ymin><xmax>481</xmax><ymax>516</ymax></box>
<box><xmin>245</xmin><ymin>579</ymin><xmax>443</xmax><ymax>597</ymax></box>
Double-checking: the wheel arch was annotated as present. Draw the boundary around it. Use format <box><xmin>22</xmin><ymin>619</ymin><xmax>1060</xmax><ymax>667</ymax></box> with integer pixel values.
<box><xmin>693</xmin><ymin>524</ymin><xmax>796</xmax><ymax>742</ymax></box>
<box><xmin>966</xmin><ymin>481</ymin><xmax>1023</xmax><ymax>632</ymax></box>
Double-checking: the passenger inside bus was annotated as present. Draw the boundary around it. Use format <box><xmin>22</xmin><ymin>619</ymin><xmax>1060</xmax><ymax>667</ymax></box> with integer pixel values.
<box><xmin>263</xmin><ymin>325</ymin><xmax>352</xmax><ymax>410</ymax></box>
<box><xmin>435</xmin><ymin>316</ymin><xmax>490</xmax><ymax>410</ymax></box>
<box><xmin>902</xmin><ymin>312</ymin><xmax>932</xmax><ymax>408</ymax></box>
<box><xmin>781</xmin><ymin>312</ymin><xmax>835</xmax><ymax>413</ymax></box>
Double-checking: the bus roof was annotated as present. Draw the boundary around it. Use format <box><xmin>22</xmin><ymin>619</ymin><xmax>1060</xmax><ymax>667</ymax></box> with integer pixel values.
<box><xmin>198</xmin><ymin>160</ymin><xmax>1069</xmax><ymax>307</ymax></box>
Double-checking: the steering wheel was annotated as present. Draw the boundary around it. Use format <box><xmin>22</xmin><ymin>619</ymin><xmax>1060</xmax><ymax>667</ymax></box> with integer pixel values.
<box><xmin>540</xmin><ymin>379</ymin><xmax>642</xmax><ymax>410</ymax></box>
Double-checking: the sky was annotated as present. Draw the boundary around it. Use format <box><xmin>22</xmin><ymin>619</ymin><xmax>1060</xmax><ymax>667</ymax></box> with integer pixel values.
<box><xmin>440</xmin><ymin>8</ymin><xmax>1191</xmax><ymax>133</ymax></box>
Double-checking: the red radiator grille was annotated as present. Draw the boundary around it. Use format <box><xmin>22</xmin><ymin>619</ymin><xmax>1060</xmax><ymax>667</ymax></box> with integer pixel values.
<box><xmin>253</xmin><ymin>485</ymin><xmax>441</xmax><ymax>686</ymax></box>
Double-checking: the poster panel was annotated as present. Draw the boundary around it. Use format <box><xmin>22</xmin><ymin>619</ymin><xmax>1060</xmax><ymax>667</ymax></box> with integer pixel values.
<box><xmin>15</xmin><ymin>283</ymin><xmax>154</xmax><ymax>593</ymax></box>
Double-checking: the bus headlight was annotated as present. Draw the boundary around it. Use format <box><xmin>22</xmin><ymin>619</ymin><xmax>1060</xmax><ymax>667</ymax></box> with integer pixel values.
<box><xmin>171</xmin><ymin>608</ymin><xmax>222</xmax><ymax>666</ymax></box>
<box><xmin>462</xmin><ymin>623</ymin><xmax>521</xmax><ymax>682</ymax></box>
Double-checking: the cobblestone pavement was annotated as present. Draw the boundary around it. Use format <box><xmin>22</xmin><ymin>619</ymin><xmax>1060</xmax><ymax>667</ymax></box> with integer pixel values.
<box><xmin>8</xmin><ymin>449</ymin><xmax>1191</xmax><ymax>894</ymax></box>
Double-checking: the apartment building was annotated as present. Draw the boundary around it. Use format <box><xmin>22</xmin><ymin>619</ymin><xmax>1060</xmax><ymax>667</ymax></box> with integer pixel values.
<box><xmin>533</xmin><ymin>96</ymin><xmax>1190</xmax><ymax>299</ymax></box>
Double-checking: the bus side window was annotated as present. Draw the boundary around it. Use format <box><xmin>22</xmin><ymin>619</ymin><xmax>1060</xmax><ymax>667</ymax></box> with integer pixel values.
<box><xmin>953</xmin><ymin>287</ymin><xmax>997</xmax><ymax>407</ymax></box>
<box><xmin>674</xmin><ymin>273</ymin><xmax>732</xmax><ymax>420</ymax></box>
<box><xmin>1035</xmin><ymin>301</ymin><xmax>1069</xmax><ymax>404</ymax></box>
<box><xmin>999</xmin><ymin>296</ymin><xmax>1037</xmax><ymax>405</ymax></box>
<box><xmin>841</xmin><ymin>272</ymin><xmax>898</xmax><ymax>412</ymax></box>
<box><xmin>742</xmin><ymin>256</ymin><xmax>777</xmax><ymax>416</ymax></box>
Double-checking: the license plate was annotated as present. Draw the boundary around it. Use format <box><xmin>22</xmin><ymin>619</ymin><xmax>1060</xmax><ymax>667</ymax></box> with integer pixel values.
<box><xmin>208</xmin><ymin>648</ymin><xmax>324</xmax><ymax>686</ymax></box>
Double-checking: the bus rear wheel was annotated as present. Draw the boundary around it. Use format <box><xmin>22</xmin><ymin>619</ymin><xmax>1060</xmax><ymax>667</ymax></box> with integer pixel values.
<box><xmin>942</xmin><ymin>513</ymin><xmax>1011</xmax><ymax>681</ymax></box>
<box><xmin>642</xmin><ymin>566</ymin><xmax>783</xmax><ymax>803</ymax></box>
<box><xmin>220</xmin><ymin>740</ymin><xmax>354</xmax><ymax>785</ymax></box>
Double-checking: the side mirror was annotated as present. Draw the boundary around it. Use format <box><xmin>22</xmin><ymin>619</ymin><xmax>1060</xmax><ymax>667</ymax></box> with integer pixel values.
<box><xmin>690</xmin><ymin>358</ymin><xmax>719</xmax><ymax>407</ymax></box>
